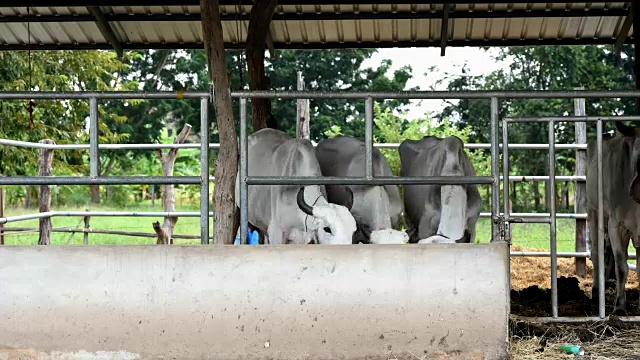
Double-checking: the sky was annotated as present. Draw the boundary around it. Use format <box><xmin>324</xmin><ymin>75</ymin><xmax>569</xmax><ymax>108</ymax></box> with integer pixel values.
<box><xmin>361</xmin><ymin>47</ymin><xmax>510</xmax><ymax>120</ymax></box>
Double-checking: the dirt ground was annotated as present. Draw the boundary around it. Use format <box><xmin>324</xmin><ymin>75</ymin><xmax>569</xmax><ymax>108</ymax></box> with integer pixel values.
<box><xmin>510</xmin><ymin>245</ymin><xmax>640</xmax><ymax>359</ymax></box>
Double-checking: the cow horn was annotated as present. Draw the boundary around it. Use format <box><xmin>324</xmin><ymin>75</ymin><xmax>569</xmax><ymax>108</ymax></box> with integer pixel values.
<box><xmin>615</xmin><ymin>121</ymin><xmax>639</xmax><ymax>137</ymax></box>
<box><xmin>296</xmin><ymin>187</ymin><xmax>314</xmax><ymax>216</ymax></box>
<box><xmin>344</xmin><ymin>186</ymin><xmax>354</xmax><ymax>211</ymax></box>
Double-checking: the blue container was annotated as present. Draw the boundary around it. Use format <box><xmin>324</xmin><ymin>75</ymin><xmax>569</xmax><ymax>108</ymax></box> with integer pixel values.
<box><xmin>234</xmin><ymin>228</ymin><xmax>260</xmax><ymax>245</ymax></box>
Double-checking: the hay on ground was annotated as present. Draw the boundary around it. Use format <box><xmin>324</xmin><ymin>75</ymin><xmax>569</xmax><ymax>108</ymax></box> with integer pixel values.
<box><xmin>510</xmin><ymin>245</ymin><xmax>639</xmax><ymax>291</ymax></box>
<box><xmin>510</xmin><ymin>317</ymin><xmax>640</xmax><ymax>360</ymax></box>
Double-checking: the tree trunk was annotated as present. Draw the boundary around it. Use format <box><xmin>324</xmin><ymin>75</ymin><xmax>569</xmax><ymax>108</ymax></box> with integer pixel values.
<box><xmin>90</xmin><ymin>184</ymin><xmax>100</xmax><ymax>204</ymax></box>
<box><xmin>38</xmin><ymin>139</ymin><xmax>55</xmax><ymax>245</ymax></box>
<box><xmin>296</xmin><ymin>71</ymin><xmax>310</xmax><ymax>140</ymax></box>
<box><xmin>533</xmin><ymin>182</ymin><xmax>541</xmax><ymax>211</ymax></box>
<box><xmin>201</xmin><ymin>0</ymin><xmax>239</xmax><ymax>245</ymax></box>
<box><xmin>246</xmin><ymin>0</ymin><xmax>277</xmax><ymax>131</ymax></box>
<box><xmin>154</xmin><ymin>124</ymin><xmax>192</xmax><ymax>244</ymax></box>
<box><xmin>25</xmin><ymin>185</ymin><xmax>30</xmax><ymax>208</ymax></box>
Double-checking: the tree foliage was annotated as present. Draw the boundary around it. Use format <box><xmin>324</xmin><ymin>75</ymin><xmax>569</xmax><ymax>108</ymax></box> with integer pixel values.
<box><xmin>0</xmin><ymin>51</ymin><xmax>137</xmax><ymax>177</ymax></box>
<box><xmin>437</xmin><ymin>45</ymin><xmax>636</xmax><ymax>212</ymax></box>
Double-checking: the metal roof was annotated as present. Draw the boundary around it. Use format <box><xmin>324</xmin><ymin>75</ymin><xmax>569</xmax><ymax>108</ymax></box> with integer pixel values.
<box><xmin>0</xmin><ymin>2</ymin><xmax>635</xmax><ymax>53</ymax></box>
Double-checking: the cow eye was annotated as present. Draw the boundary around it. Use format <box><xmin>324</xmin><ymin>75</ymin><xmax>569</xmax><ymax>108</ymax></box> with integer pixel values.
<box><xmin>323</xmin><ymin>226</ymin><xmax>332</xmax><ymax>234</ymax></box>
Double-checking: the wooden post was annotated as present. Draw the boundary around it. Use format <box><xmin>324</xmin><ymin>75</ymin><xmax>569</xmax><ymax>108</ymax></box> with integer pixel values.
<box><xmin>246</xmin><ymin>0</ymin><xmax>277</xmax><ymax>131</ymax></box>
<box><xmin>296</xmin><ymin>71</ymin><xmax>310</xmax><ymax>140</ymax></box>
<box><xmin>83</xmin><ymin>211</ymin><xmax>91</xmax><ymax>245</ymax></box>
<box><xmin>38</xmin><ymin>139</ymin><xmax>55</xmax><ymax>245</ymax></box>
<box><xmin>201</xmin><ymin>0</ymin><xmax>240</xmax><ymax>245</ymax></box>
<box><xmin>0</xmin><ymin>187</ymin><xmax>5</xmax><ymax>245</ymax></box>
<box><xmin>153</xmin><ymin>124</ymin><xmax>192</xmax><ymax>244</ymax></box>
<box><xmin>574</xmin><ymin>92</ymin><xmax>587</xmax><ymax>277</ymax></box>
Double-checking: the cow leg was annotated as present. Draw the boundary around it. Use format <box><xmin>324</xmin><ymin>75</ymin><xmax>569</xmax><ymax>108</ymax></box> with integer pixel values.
<box><xmin>267</xmin><ymin>220</ymin><xmax>285</xmax><ymax>245</ymax></box>
<box><xmin>609</xmin><ymin>220</ymin><xmax>629</xmax><ymax>315</ymax></box>
<box><xmin>589</xmin><ymin>209</ymin><xmax>602</xmax><ymax>306</ymax></box>
<box><xmin>405</xmin><ymin>219</ymin><xmax>420</xmax><ymax>243</ymax></box>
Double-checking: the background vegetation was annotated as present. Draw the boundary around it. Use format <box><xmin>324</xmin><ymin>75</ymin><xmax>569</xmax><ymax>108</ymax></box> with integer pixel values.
<box><xmin>0</xmin><ymin>45</ymin><xmax>636</xmax><ymax>248</ymax></box>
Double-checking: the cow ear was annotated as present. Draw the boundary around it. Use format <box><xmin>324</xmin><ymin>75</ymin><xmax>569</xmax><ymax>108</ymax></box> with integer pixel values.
<box><xmin>616</xmin><ymin>121</ymin><xmax>638</xmax><ymax>137</ymax></box>
<box><xmin>344</xmin><ymin>186</ymin><xmax>354</xmax><ymax>211</ymax></box>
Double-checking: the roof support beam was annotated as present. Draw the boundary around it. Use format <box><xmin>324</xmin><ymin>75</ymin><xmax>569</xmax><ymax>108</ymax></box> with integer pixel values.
<box><xmin>0</xmin><ymin>0</ymin><xmax>616</xmax><ymax>6</ymax></box>
<box><xmin>86</xmin><ymin>6</ymin><xmax>123</xmax><ymax>58</ymax></box>
<box><xmin>1</xmin><ymin>37</ymin><xmax>633</xmax><ymax>52</ymax></box>
<box><xmin>440</xmin><ymin>3</ymin><xmax>450</xmax><ymax>56</ymax></box>
<box><xmin>615</xmin><ymin>7</ymin><xmax>634</xmax><ymax>55</ymax></box>
<box><xmin>0</xmin><ymin>8</ymin><xmax>628</xmax><ymax>24</ymax></box>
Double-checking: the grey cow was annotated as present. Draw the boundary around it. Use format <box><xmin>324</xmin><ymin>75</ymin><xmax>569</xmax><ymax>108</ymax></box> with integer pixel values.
<box><xmin>586</xmin><ymin>122</ymin><xmax>640</xmax><ymax>315</ymax></box>
<box><xmin>235</xmin><ymin>128</ymin><xmax>357</xmax><ymax>245</ymax></box>
<box><xmin>315</xmin><ymin>136</ymin><xmax>408</xmax><ymax>244</ymax></box>
<box><xmin>399</xmin><ymin>135</ymin><xmax>482</xmax><ymax>244</ymax></box>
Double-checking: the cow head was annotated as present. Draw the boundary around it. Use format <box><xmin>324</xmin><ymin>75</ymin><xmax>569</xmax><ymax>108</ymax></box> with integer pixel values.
<box><xmin>615</xmin><ymin>121</ymin><xmax>640</xmax><ymax>204</ymax></box>
<box><xmin>297</xmin><ymin>187</ymin><xmax>357</xmax><ymax>244</ymax></box>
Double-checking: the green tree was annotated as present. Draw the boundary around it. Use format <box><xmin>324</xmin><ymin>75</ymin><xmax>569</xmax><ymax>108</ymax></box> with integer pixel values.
<box><xmin>0</xmin><ymin>50</ymin><xmax>137</xmax><ymax>181</ymax></box>
<box><xmin>267</xmin><ymin>50</ymin><xmax>417</xmax><ymax>140</ymax></box>
<box><xmin>437</xmin><ymin>45</ymin><xmax>635</xmax><ymax>212</ymax></box>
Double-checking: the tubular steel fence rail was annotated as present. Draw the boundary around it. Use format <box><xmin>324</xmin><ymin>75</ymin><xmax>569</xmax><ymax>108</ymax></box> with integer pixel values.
<box><xmin>1</xmin><ymin>89</ymin><xmax>640</xmax><ymax>323</ymax></box>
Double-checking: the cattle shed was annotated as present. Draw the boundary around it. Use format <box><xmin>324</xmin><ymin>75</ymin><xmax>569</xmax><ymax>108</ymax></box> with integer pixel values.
<box><xmin>0</xmin><ymin>2</ymin><xmax>638</xmax><ymax>360</ymax></box>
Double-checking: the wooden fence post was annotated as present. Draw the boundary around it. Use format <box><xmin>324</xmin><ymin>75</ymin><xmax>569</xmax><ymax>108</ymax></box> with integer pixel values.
<box><xmin>83</xmin><ymin>211</ymin><xmax>91</xmax><ymax>245</ymax></box>
<box><xmin>38</xmin><ymin>139</ymin><xmax>55</xmax><ymax>245</ymax></box>
<box><xmin>0</xmin><ymin>187</ymin><xmax>5</xmax><ymax>245</ymax></box>
<box><xmin>153</xmin><ymin>124</ymin><xmax>192</xmax><ymax>244</ymax></box>
<box><xmin>574</xmin><ymin>92</ymin><xmax>587</xmax><ymax>277</ymax></box>
<box><xmin>296</xmin><ymin>71</ymin><xmax>310</xmax><ymax>140</ymax></box>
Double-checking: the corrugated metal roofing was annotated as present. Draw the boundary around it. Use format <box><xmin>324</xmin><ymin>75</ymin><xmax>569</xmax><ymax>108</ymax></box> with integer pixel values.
<box><xmin>0</xmin><ymin>2</ymin><xmax>634</xmax><ymax>51</ymax></box>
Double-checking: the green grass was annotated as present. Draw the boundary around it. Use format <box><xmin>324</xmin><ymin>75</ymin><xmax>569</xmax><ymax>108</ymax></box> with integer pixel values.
<box><xmin>3</xmin><ymin>204</ymin><xmax>582</xmax><ymax>249</ymax></box>
<box><xmin>476</xmin><ymin>217</ymin><xmax>577</xmax><ymax>252</ymax></box>
<box><xmin>2</xmin><ymin>205</ymin><xmax>211</xmax><ymax>245</ymax></box>
<box><xmin>2</xmin><ymin>204</ymin><xmax>635</xmax><ymax>256</ymax></box>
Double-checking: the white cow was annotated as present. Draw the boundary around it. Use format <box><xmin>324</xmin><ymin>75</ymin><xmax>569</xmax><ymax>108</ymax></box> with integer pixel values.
<box><xmin>399</xmin><ymin>136</ymin><xmax>482</xmax><ymax>244</ymax></box>
<box><xmin>586</xmin><ymin>122</ymin><xmax>640</xmax><ymax>315</ymax></box>
<box><xmin>235</xmin><ymin>128</ymin><xmax>357</xmax><ymax>245</ymax></box>
<box><xmin>315</xmin><ymin>136</ymin><xmax>408</xmax><ymax>244</ymax></box>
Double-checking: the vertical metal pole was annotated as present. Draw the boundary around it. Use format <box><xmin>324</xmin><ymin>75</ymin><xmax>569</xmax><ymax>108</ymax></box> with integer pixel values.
<box><xmin>549</xmin><ymin>120</ymin><xmax>558</xmax><ymax>318</ymax></box>
<box><xmin>574</xmin><ymin>91</ymin><xmax>588</xmax><ymax>277</ymax></box>
<box><xmin>490</xmin><ymin>97</ymin><xmax>500</xmax><ymax>242</ymax></box>
<box><xmin>200</xmin><ymin>97</ymin><xmax>210</xmax><ymax>245</ymax></box>
<box><xmin>0</xmin><ymin>187</ymin><xmax>4</xmax><ymax>245</ymax></box>
<box><xmin>365</xmin><ymin>97</ymin><xmax>374</xmax><ymax>179</ymax></box>
<box><xmin>89</xmin><ymin>97</ymin><xmax>99</xmax><ymax>178</ymax></box>
<box><xmin>240</xmin><ymin>98</ymin><xmax>249</xmax><ymax>245</ymax></box>
<box><xmin>502</xmin><ymin>118</ymin><xmax>510</xmax><ymax>243</ymax></box>
<box><xmin>596</xmin><ymin>119</ymin><xmax>606</xmax><ymax>318</ymax></box>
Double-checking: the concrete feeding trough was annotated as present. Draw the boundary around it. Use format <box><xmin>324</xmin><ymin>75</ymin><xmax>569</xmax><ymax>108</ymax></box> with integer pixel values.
<box><xmin>0</xmin><ymin>243</ymin><xmax>509</xmax><ymax>359</ymax></box>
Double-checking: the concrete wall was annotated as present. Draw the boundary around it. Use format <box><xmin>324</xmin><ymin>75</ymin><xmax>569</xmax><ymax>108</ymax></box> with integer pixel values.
<box><xmin>0</xmin><ymin>243</ymin><xmax>509</xmax><ymax>360</ymax></box>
